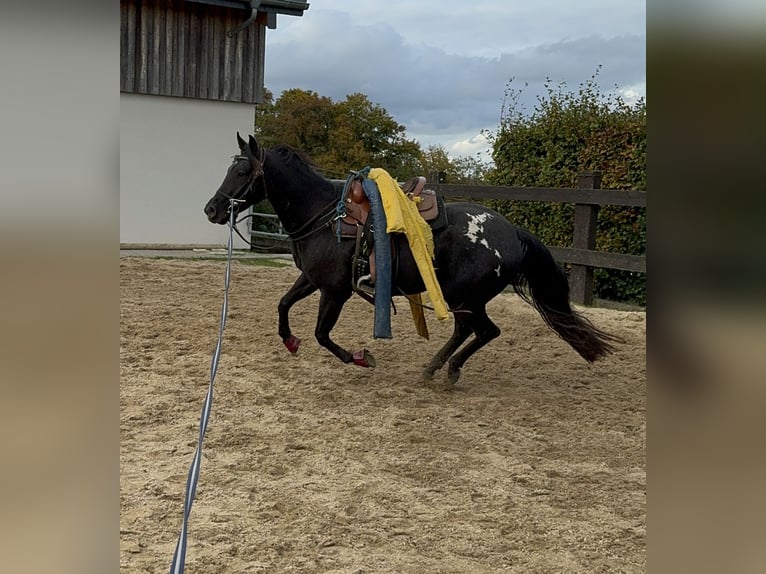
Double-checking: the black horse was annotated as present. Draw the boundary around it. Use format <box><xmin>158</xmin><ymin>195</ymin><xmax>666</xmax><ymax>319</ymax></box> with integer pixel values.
<box><xmin>204</xmin><ymin>134</ymin><xmax>619</xmax><ymax>383</ymax></box>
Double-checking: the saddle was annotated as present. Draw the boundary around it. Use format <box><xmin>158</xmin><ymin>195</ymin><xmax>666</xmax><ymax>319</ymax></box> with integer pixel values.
<box><xmin>331</xmin><ymin>174</ymin><xmax>447</xmax><ymax>299</ymax></box>
<box><xmin>333</xmin><ymin>176</ymin><xmax>447</xmax><ymax>240</ymax></box>
<box><xmin>331</xmin><ymin>174</ymin><xmax>447</xmax><ymax>340</ymax></box>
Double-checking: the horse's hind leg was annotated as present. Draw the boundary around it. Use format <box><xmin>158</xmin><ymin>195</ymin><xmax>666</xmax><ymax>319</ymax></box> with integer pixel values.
<box><xmin>422</xmin><ymin>314</ymin><xmax>473</xmax><ymax>381</ymax></box>
<box><xmin>278</xmin><ymin>272</ymin><xmax>317</xmax><ymax>354</ymax></box>
<box><xmin>446</xmin><ymin>307</ymin><xmax>500</xmax><ymax>384</ymax></box>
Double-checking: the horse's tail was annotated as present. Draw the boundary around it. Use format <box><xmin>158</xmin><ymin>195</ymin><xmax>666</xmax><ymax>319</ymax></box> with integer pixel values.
<box><xmin>510</xmin><ymin>230</ymin><xmax>622</xmax><ymax>362</ymax></box>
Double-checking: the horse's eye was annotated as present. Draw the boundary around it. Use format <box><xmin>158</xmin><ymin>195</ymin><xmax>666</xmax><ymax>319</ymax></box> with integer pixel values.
<box><xmin>237</xmin><ymin>170</ymin><xmax>247</xmax><ymax>177</ymax></box>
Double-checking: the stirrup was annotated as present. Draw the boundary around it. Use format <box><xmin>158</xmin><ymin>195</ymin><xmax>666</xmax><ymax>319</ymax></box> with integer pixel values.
<box><xmin>356</xmin><ymin>275</ymin><xmax>375</xmax><ymax>296</ymax></box>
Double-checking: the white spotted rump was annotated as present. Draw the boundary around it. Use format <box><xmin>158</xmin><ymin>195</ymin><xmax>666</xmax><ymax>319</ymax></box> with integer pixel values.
<box><xmin>465</xmin><ymin>213</ymin><xmax>504</xmax><ymax>275</ymax></box>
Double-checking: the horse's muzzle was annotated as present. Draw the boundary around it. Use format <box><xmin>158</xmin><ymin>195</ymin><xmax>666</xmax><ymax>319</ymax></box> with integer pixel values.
<box><xmin>204</xmin><ymin>201</ymin><xmax>228</xmax><ymax>224</ymax></box>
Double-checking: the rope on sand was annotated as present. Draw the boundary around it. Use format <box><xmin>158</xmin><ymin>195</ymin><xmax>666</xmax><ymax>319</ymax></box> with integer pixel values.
<box><xmin>169</xmin><ymin>198</ymin><xmax>242</xmax><ymax>574</ymax></box>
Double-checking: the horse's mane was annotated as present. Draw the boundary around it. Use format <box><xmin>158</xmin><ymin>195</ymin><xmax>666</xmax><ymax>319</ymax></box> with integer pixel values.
<box><xmin>271</xmin><ymin>144</ymin><xmax>316</xmax><ymax>170</ymax></box>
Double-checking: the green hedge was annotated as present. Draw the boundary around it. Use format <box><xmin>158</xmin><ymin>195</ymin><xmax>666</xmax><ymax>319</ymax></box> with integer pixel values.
<box><xmin>486</xmin><ymin>72</ymin><xmax>646</xmax><ymax>306</ymax></box>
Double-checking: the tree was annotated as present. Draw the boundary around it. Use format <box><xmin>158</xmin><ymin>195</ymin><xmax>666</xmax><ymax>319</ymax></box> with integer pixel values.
<box><xmin>419</xmin><ymin>145</ymin><xmax>451</xmax><ymax>178</ymax></box>
<box><xmin>255</xmin><ymin>89</ymin><xmax>422</xmax><ymax>180</ymax></box>
<box><xmin>255</xmin><ymin>88</ymin><xmax>495</xmax><ymax>184</ymax></box>
<box><xmin>418</xmin><ymin>144</ymin><xmax>492</xmax><ymax>184</ymax></box>
<box><xmin>449</xmin><ymin>153</ymin><xmax>493</xmax><ymax>184</ymax></box>
<box><xmin>254</xmin><ymin>88</ymin><xmax>334</xmax><ymax>154</ymax></box>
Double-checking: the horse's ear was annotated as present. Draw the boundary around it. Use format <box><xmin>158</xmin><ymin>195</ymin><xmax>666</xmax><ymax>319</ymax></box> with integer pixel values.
<box><xmin>248</xmin><ymin>134</ymin><xmax>259</xmax><ymax>156</ymax></box>
<box><xmin>236</xmin><ymin>132</ymin><xmax>247</xmax><ymax>150</ymax></box>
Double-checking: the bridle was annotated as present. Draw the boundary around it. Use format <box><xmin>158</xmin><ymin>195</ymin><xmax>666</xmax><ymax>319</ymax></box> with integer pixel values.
<box><xmin>211</xmin><ymin>147</ymin><xmax>268</xmax><ymax>249</ymax></box>
<box><xmin>218</xmin><ymin>146</ymin><xmax>267</xmax><ymax>206</ymax></box>
<box><xmin>219</xmin><ymin>146</ymin><xmax>342</xmax><ymax>247</ymax></box>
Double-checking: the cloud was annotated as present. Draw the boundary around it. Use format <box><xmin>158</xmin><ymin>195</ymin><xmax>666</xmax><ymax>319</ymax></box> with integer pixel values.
<box><xmin>450</xmin><ymin>133</ymin><xmax>492</xmax><ymax>158</ymax></box>
<box><xmin>265</xmin><ymin>5</ymin><xmax>645</xmax><ymax>156</ymax></box>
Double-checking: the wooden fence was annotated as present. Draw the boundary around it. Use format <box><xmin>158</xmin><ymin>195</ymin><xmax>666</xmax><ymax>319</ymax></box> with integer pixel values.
<box><xmin>250</xmin><ymin>170</ymin><xmax>646</xmax><ymax>305</ymax></box>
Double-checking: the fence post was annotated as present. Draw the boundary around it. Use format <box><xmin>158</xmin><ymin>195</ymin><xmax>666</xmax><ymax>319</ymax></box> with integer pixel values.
<box><xmin>428</xmin><ymin>170</ymin><xmax>446</xmax><ymax>184</ymax></box>
<box><xmin>570</xmin><ymin>171</ymin><xmax>601</xmax><ymax>305</ymax></box>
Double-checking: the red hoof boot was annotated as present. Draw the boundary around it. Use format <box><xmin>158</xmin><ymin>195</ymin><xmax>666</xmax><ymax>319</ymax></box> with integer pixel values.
<box><xmin>352</xmin><ymin>349</ymin><xmax>376</xmax><ymax>368</ymax></box>
<box><xmin>283</xmin><ymin>335</ymin><xmax>301</xmax><ymax>355</ymax></box>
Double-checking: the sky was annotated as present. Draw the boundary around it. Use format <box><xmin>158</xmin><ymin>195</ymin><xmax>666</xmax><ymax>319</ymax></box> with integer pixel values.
<box><xmin>263</xmin><ymin>0</ymin><xmax>646</xmax><ymax>159</ymax></box>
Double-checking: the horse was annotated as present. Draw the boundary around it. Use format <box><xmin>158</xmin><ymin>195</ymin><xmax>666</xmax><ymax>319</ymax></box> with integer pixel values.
<box><xmin>204</xmin><ymin>133</ymin><xmax>620</xmax><ymax>383</ymax></box>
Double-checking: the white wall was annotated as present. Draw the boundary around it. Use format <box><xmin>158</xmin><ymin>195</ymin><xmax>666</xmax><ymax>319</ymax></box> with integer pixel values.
<box><xmin>120</xmin><ymin>93</ymin><xmax>254</xmax><ymax>248</ymax></box>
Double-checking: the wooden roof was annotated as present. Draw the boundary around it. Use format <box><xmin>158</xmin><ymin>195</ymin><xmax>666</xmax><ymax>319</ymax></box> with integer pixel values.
<box><xmin>185</xmin><ymin>0</ymin><xmax>309</xmax><ymax>18</ymax></box>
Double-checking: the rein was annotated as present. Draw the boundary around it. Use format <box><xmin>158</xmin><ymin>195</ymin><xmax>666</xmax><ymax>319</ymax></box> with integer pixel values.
<box><xmin>284</xmin><ymin>198</ymin><xmax>341</xmax><ymax>242</ymax></box>
<box><xmin>230</xmin><ymin>198</ymin><xmax>339</xmax><ymax>250</ymax></box>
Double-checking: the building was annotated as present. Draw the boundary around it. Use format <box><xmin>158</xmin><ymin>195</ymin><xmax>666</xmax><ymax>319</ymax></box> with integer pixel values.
<box><xmin>120</xmin><ymin>0</ymin><xmax>308</xmax><ymax>248</ymax></box>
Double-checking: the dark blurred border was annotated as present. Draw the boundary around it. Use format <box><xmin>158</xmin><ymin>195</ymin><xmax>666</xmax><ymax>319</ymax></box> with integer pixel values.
<box><xmin>649</xmin><ymin>1</ymin><xmax>766</xmax><ymax>572</ymax></box>
<box><xmin>3</xmin><ymin>0</ymin><xmax>765</xmax><ymax>572</ymax></box>
<box><xmin>0</xmin><ymin>2</ymin><xmax>118</xmax><ymax>573</ymax></box>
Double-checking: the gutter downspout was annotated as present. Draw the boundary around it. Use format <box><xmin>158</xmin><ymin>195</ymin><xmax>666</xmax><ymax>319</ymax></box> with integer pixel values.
<box><xmin>227</xmin><ymin>0</ymin><xmax>262</xmax><ymax>37</ymax></box>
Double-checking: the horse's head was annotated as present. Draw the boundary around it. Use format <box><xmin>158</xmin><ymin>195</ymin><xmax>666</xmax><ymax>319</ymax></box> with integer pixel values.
<box><xmin>204</xmin><ymin>133</ymin><xmax>267</xmax><ymax>224</ymax></box>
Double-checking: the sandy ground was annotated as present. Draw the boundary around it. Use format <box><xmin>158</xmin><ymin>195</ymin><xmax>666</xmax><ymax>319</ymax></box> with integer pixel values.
<box><xmin>120</xmin><ymin>257</ymin><xmax>645</xmax><ymax>573</ymax></box>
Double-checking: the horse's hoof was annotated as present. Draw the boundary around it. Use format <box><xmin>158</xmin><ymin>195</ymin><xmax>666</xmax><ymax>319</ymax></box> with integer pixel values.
<box><xmin>447</xmin><ymin>368</ymin><xmax>461</xmax><ymax>384</ymax></box>
<box><xmin>283</xmin><ymin>335</ymin><xmax>301</xmax><ymax>354</ymax></box>
<box><xmin>352</xmin><ymin>349</ymin><xmax>376</xmax><ymax>368</ymax></box>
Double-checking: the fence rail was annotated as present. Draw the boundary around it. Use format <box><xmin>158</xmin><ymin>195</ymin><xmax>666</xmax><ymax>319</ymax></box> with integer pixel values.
<box><xmin>250</xmin><ymin>171</ymin><xmax>646</xmax><ymax>305</ymax></box>
<box><xmin>428</xmin><ymin>183</ymin><xmax>646</xmax><ymax>207</ymax></box>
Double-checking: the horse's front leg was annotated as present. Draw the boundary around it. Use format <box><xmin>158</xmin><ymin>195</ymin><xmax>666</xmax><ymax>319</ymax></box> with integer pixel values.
<box><xmin>315</xmin><ymin>290</ymin><xmax>375</xmax><ymax>368</ymax></box>
<box><xmin>278</xmin><ymin>272</ymin><xmax>317</xmax><ymax>354</ymax></box>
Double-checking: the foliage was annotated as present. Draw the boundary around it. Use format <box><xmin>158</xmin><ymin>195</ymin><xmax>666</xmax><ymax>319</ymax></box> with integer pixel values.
<box><xmin>255</xmin><ymin>89</ymin><xmax>421</xmax><ymax>180</ymax></box>
<box><xmin>419</xmin><ymin>144</ymin><xmax>492</xmax><ymax>184</ymax></box>
<box><xmin>254</xmin><ymin>88</ymin><xmax>334</xmax><ymax>155</ymax></box>
<box><xmin>450</xmin><ymin>153</ymin><xmax>494</xmax><ymax>184</ymax></box>
<box><xmin>418</xmin><ymin>145</ymin><xmax>452</xmax><ymax>178</ymax></box>
<box><xmin>255</xmin><ymin>88</ymin><xmax>490</xmax><ymax>183</ymax></box>
<box><xmin>485</xmin><ymin>70</ymin><xmax>646</xmax><ymax>305</ymax></box>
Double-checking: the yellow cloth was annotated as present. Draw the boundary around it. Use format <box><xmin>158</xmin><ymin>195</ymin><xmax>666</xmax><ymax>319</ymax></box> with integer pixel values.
<box><xmin>368</xmin><ymin>168</ymin><xmax>449</xmax><ymax>321</ymax></box>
